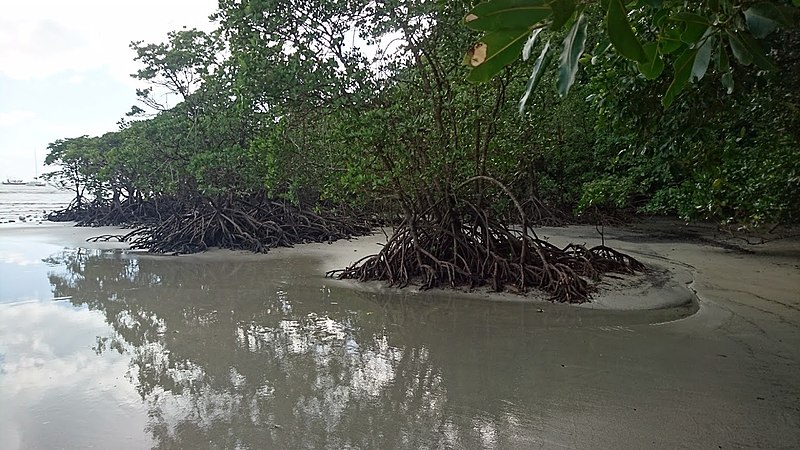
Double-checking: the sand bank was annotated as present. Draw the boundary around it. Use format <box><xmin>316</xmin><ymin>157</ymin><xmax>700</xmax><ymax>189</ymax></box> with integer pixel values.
<box><xmin>1</xmin><ymin>221</ymin><xmax>796</xmax><ymax>314</ymax></box>
<box><xmin>0</xmin><ymin>222</ymin><xmax>130</xmax><ymax>251</ymax></box>
<box><xmin>0</xmin><ymin>220</ymin><xmax>741</xmax><ymax>312</ymax></box>
<box><xmin>2</xmin><ymin>219</ymin><xmax>799</xmax><ymax>448</ymax></box>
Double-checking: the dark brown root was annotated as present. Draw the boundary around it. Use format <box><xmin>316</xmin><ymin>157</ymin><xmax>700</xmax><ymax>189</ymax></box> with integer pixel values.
<box><xmin>86</xmin><ymin>234</ymin><xmax>126</xmax><ymax>242</ymax></box>
<box><xmin>328</xmin><ymin>182</ymin><xmax>646</xmax><ymax>304</ymax></box>
<box><xmin>47</xmin><ymin>196</ymin><xmax>184</xmax><ymax>227</ymax></box>
<box><xmin>122</xmin><ymin>196</ymin><xmax>371</xmax><ymax>254</ymax></box>
<box><xmin>520</xmin><ymin>195</ymin><xmax>571</xmax><ymax>227</ymax></box>
<box><xmin>49</xmin><ymin>191</ymin><xmax>372</xmax><ymax>255</ymax></box>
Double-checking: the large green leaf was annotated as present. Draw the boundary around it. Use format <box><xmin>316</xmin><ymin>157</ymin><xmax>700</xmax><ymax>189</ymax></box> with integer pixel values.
<box><xmin>716</xmin><ymin>39</ymin><xmax>733</xmax><ymax>94</ymax></box>
<box><xmin>607</xmin><ymin>0</ymin><xmax>647</xmax><ymax>63</ymax></box>
<box><xmin>691</xmin><ymin>34</ymin><xmax>715</xmax><ymax>82</ymax></box>
<box><xmin>659</xmin><ymin>27</ymin><xmax>684</xmax><ymax>54</ymax></box>
<box><xmin>727</xmin><ymin>31</ymin><xmax>753</xmax><ymax>66</ymax></box>
<box><xmin>715</xmin><ymin>41</ymin><xmax>734</xmax><ymax>94</ymax></box>
<box><xmin>662</xmin><ymin>47</ymin><xmax>698</xmax><ymax>107</ymax></box>
<box><xmin>652</xmin><ymin>8</ymin><xmax>669</xmax><ymax>28</ymax></box>
<box><xmin>557</xmin><ymin>13</ymin><xmax>588</xmax><ymax>96</ymax></box>
<box><xmin>519</xmin><ymin>40</ymin><xmax>553</xmax><ymax>112</ymax></box>
<box><xmin>743</xmin><ymin>2</ymin><xmax>792</xmax><ymax>39</ymax></box>
<box><xmin>727</xmin><ymin>30</ymin><xmax>776</xmax><ymax>71</ymax></box>
<box><xmin>638</xmin><ymin>42</ymin><xmax>664</xmax><ymax>79</ymax></box>
<box><xmin>745</xmin><ymin>8</ymin><xmax>777</xmax><ymax>39</ymax></box>
<box><xmin>721</xmin><ymin>71</ymin><xmax>734</xmax><ymax>94</ymax></box>
<box><xmin>465</xmin><ymin>0</ymin><xmax>552</xmax><ymax>31</ymax></box>
<box><xmin>715</xmin><ymin>39</ymin><xmax>729</xmax><ymax>72</ymax></box>
<box><xmin>671</xmin><ymin>13</ymin><xmax>710</xmax><ymax>45</ymax></box>
<box><xmin>466</xmin><ymin>30</ymin><xmax>530</xmax><ymax>82</ymax></box>
<box><xmin>550</xmin><ymin>0</ymin><xmax>576</xmax><ymax>31</ymax></box>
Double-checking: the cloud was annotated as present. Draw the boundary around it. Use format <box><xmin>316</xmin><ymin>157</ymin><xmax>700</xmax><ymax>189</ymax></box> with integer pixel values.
<box><xmin>0</xmin><ymin>0</ymin><xmax>218</xmax><ymax>84</ymax></box>
<box><xmin>0</xmin><ymin>110</ymin><xmax>35</xmax><ymax>127</ymax></box>
<box><xmin>65</xmin><ymin>74</ymin><xmax>86</xmax><ymax>85</ymax></box>
<box><xmin>0</xmin><ymin>0</ymin><xmax>218</xmax><ymax>179</ymax></box>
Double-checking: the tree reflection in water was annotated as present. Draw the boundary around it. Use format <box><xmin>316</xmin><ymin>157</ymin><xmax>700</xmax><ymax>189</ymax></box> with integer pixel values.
<box><xmin>45</xmin><ymin>249</ymin><xmax>692</xmax><ymax>448</ymax></box>
<box><xmin>44</xmin><ymin>250</ymin><xmax>496</xmax><ymax>448</ymax></box>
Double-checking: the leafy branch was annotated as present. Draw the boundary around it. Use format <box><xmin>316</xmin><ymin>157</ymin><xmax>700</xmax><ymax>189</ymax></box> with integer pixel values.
<box><xmin>464</xmin><ymin>0</ymin><xmax>799</xmax><ymax>108</ymax></box>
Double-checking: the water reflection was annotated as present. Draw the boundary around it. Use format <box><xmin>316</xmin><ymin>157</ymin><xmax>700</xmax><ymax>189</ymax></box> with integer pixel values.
<box><xmin>0</xmin><ymin>299</ymin><xmax>151</xmax><ymax>449</ymax></box>
<box><xmin>39</xmin><ymin>249</ymin><xmax>694</xmax><ymax>449</ymax></box>
<box><xmin>0</xmin><ymin>238</ymin><xmax>66</xmax><ymax>303</ymax></box>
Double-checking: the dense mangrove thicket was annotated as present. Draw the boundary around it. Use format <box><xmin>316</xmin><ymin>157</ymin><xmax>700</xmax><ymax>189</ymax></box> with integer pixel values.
<box><xmin>43</xmin><ymin>1</ymin><xmax>799</xmax><ymax>302</ymax></box>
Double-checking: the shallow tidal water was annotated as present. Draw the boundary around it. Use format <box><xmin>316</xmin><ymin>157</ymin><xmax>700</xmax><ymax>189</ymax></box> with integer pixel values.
<box><xmin>0</xmin><ymin>232</ymin><xmax>705</xmax><ymax>449</ymax></box>
<box><xmin>0</xmin><ymin>184</ymin><xmax>73</xmax><ymax>224</ymax></box>
<box><xmin>2</xmin><ymin>185</ymin><xmax>799</xmax><ymax>449</ymax></box>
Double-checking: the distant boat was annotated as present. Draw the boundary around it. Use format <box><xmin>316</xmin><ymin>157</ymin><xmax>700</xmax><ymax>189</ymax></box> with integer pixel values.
<box><xmin>2</xmin><ymin>151</ymin><xmax>49</xmax><ymax>186</ymax></box>
<box><xmin>28</xmin><ymin>151</ymin><xmax>48</xmax><ymax>186</ymax></box>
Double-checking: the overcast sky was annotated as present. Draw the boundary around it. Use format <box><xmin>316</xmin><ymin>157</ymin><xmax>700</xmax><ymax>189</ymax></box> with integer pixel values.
<box><xmin>0</xmin><ymin>0</ymin><xmax>218</xmax><ymax>180</ymax></box>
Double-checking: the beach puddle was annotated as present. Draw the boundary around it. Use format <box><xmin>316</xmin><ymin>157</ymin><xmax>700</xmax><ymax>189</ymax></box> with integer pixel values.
<box><xmin>0</xmin><ymin>242</ymin><xmax>698</xmax><ymax>449</ymax></box>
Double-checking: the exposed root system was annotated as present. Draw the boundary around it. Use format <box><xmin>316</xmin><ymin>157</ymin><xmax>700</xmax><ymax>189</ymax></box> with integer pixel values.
<box><xmin>47</xmin><ymin>197</ymin><xmax>182</xmax><ymax>227</ymax></box>
<box><xmin>122</xmin><ymin>197</ymin><xmax>371</xmax><ymax>254</ymax></box>
<box><xmin>521</xmin><ymin>195</ymin><xmax>570</xmax><ymax>227</ymax></box>
<box><xmin>49</xmin><ymin>192</ymin><xmax>371</xmax><ymax>255</ymax></box>
<box><xmin>328</xmin><ymin>178</ymin><xmax>646</xmax><ymax>303</ymax></box>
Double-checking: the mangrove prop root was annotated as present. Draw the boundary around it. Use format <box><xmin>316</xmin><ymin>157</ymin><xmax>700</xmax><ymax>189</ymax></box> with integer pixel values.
<box><xmin>49</xmin><ymin>193</ymin><xmax>372</xmax><ymax>255</ymax></box>
<box><xmin>329</xmin><ymin>217</ymin><xmax>645</xmax><ymax>303</ymax></box>
<box><xmin>122</xmin><ymin>197</ymin><xmax>372</xmax><ymax>254</ymax></box>
<box><xmin>520</xmin><ymin>195</ymin><xmax>571</xmax><ymax>227</ymax></box>
<box><xmin>47</xmin><ymin>196</ymin><xmax>183</xmax><ymax>228</ymax></box>
<box><xmin>328</xmin><ymin>192</ymin><xmax>646</xmax><ymax>303</ymax></box>
<box><xmin>86</xmin><ymin>234</ymin><xmax>126</xmax><ymax>242</ymax></box>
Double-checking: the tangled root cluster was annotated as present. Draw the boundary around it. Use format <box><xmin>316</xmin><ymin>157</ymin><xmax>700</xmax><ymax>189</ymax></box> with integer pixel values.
<box><xmin>52</xmin><ymin>192</ymin><xmax>371</xmax><ymax>255</ymax></box>
<box><xmin>123</xmin><ymin>197</ymin><xmax>372</xmax><ymax>254</ymax></box>
<box><xmin>329</xmin><ymin>179</ymin><xmax>645</xmax><ymax>303</ymax></box>
<box><xmin>47</xmin><ymin>197</ymin><xmax>181</xmax><ymax>227</ymax></box>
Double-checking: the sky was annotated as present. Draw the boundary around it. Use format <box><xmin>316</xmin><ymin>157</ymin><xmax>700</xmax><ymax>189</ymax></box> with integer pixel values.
<box><xmin>0</xmin><ymin>0</ymin><xmax>218</xmax><ymax>180</ymax></box>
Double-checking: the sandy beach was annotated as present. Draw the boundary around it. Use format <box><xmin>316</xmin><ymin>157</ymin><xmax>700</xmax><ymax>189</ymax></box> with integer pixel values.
<box><xmin>1</xmin><ymin>220</ymin><xmax>798</xmax><ymax>448</ymax></box>
<box><xmin>0</xmin><ymin>221</ymin><xmax>699</xmax><ymax>310</ymax></box>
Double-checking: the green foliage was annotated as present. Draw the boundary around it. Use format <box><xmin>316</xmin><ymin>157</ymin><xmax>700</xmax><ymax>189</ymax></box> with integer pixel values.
<box><xmin>606</xmin><ymin>0</ymin><xmax>647</xmax><ymax>63</ymax></box>
<box><xmin>42</xmin><ymin>0</ymin><xmax>800</xmax><ymax>231</ymax></box>
<box><xmin>464</xmin><ymin>0</ymin><xmax>799</xmax><ymax>107</ymax></box>
<box><xmin>465</xmin><ymin>30</ymin><xmax>531</xmax><ymax>82</ymax></box>
<box><xmin>579</xmin><ymin>24</ymin><xmax>800</xmax><ymax>225</ymax></box>
<box><xmin>130</xmin><ymin>29</ymin><xmax>222</xmax><ymax>110</ymax></box>
<box><xmin>518</xmin><ymin>37</ymin><xmax>552</xmax><ymax>112</ymax></box>
<box><xmin>577</xmin><ymin>175</ymin><xmax>638</xmax><ymax>212</ymax></box>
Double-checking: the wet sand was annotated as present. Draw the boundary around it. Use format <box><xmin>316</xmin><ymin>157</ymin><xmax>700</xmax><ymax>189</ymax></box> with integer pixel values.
<box><xmin>1</xmin><ymin>220</ymin><xmax>798</xmax><ymax>448</ymax></box>
<box><xmin>0</xmin><ymin>222</ymin><xmax>697</xmax><ymax>310</ymax></box>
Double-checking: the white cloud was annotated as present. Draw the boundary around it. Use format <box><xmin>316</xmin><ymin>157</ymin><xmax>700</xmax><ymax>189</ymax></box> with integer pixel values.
<box><xmin>0</xmin><ymin>0</ymin><xmax>218</xmax><ymax>84</ymax></box>
<box><xmin>0</xmin><ymin>110</ymin><xmax>35</xmax><ymax>127</ymax></box>
<box><xmin>0</xmin><ymin>0</ymin><xmax>219</xmax><ymax>179</ymax></box>
<box><xmin>65</xmin><ymin>74</ymin><xmax>86</xmax><ymax>85</ymax></box>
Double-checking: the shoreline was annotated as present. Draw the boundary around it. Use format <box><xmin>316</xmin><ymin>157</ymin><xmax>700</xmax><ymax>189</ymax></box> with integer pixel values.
<box><xmin>3</xmin><ymin>219</ymin><xmax>796</xmax><ymax>314</ymax></box>
<box><xmin>0</xmin><ymin>220</ymin><xmax>702</xmax><ymax>312</ymax></box>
